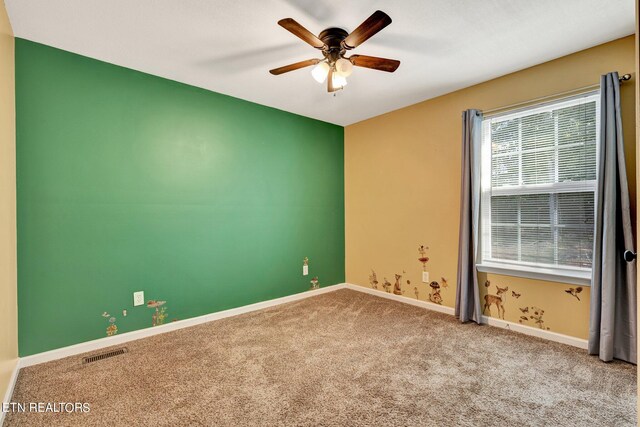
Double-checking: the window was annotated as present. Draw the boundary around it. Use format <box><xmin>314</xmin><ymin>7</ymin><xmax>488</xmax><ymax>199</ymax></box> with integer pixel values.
<box><xmin>477</xmin><ymin>92</ymin><xmax>599</xmax><ymax>285</ymax></box>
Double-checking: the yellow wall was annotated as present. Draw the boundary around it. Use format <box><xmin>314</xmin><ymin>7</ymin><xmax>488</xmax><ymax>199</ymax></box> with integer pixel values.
<box><xmin>345</xmin><ymin>36</ymin><xmax>636</xmax><ymax>340</ymax></box>
<box><xmin>0</xmin><ymin>0</ymin><xmax>17</xmax><ymax>402</ymax></box>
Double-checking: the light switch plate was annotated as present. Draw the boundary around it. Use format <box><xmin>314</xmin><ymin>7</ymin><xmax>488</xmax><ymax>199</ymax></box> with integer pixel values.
<box><xmin>133</xmin><ymin>291</ymin><xmax>144</xmax><ymax>307</ymax></box>
<box><xmin>422</xmin><ymin>272</ymin><xmax>429</xmax><ymax>283</ymax></box>
<box><xmin>303</xmin><ymin>265</ymin><xmax>309</xmax><ymax>276</ymax></box>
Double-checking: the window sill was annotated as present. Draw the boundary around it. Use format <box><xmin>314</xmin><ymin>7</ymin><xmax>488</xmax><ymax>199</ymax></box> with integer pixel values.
<box><xmin>476</xmin><ymin>262</ymin><xmax>591</xmax><ymax>286</ymax></box>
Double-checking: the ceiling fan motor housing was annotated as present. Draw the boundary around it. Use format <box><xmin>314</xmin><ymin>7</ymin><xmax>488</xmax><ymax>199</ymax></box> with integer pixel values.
<box><xmin>319</xmin><ymin>27</ymin><xmax>348</xmax><ymax>63</ymax></box>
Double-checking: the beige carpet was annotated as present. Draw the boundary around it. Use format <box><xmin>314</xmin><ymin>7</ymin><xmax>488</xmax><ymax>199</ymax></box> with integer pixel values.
<box><xmin>4</xmin><ymin>289</ymin><xmax>636</xmax><ymax>426</ymax></box>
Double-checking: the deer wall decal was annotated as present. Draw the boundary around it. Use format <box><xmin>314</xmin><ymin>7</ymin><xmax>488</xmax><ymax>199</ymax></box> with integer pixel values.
<box><xmin>483</xmin><ymin>285</ymin><xmax>508</xmax><ymax>319</ymax></box>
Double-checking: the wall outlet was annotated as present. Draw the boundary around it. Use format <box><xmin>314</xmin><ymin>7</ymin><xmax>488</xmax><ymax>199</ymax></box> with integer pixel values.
<box><xmin>303</xmin><ymin>265</ymin><xmax>309</xmax><ymax>276</ymax></box>
<box><xmin>133</xmin><ymin>291</ymin><xmax>144</xmax><ymax>307</ymax></box>
<box><xmin>422</xmin><ymin>272</ymin><xmax>429</xmax><ymax>283</ymax></box>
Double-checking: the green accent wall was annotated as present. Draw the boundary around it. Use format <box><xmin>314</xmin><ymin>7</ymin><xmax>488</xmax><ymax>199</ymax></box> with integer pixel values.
<box><xmin>15</xmin><ymin>39</ymin><xmax>345</xmax><ymax>356</ymax></box>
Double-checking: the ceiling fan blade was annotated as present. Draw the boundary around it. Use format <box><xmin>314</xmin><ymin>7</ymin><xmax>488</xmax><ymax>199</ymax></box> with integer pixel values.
<box><xmin>342</xmin><ymin>10</ymin><xmax>392</xmax><ymax>50</ymax></box>
<box><xmin>278</xmin><ymin>18</ymin><xmax>326</xmax><ymax>49</ymax></box>
<box><xmin>350</xmin><ymin>55</ymin><xmax>400</xmax><ymax>72</ymax></box>
<box><xmin>327</xmin><ymin>68</ymin><xmax>338</xmax><ymax>92</ymax></box>
<box><xmin>269</xmin><ymin>59</ymin><xmax>321</xmax><ymax>75</ymax></box>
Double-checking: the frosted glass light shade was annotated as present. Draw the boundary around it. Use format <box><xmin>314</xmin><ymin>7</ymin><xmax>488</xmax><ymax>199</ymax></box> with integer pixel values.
<box><xmin>332</xmin><ymin>74</ymin><xmax>348</xmax><ymax>88</ymax></box>
<box><xmin>311</xmin><ymin>62</ymin><xmax>330</xmax><ymax>83</ymax></box>
<box><xmin>335</xmin><ymin>58</ymin><xmax>353</xmax><ymax>77</ymax></box>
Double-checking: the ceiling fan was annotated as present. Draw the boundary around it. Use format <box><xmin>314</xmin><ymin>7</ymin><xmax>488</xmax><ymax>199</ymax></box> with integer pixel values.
<box><xmin>269</xmin><ymin>10</ymin><xmax>400</xmax><ymax>92</ymax></box>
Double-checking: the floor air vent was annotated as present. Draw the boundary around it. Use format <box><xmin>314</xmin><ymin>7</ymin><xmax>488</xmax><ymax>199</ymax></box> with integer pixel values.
<box><xmin>82</xmin><ymin>348</ymin><xmax>128</xmax><ymax>364</ymax></box>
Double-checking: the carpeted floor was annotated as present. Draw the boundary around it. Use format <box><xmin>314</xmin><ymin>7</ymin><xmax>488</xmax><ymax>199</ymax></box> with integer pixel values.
<box><xmin>4</xmin><ymin>289</ymin><xmax>636</xmax><ymax>426</ymax></box>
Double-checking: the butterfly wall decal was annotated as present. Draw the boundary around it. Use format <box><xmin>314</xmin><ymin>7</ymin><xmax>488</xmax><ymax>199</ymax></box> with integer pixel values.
<box><xmin>565</xmin><ymin>286</ymin><xmax>583</xmax><ymax>301</ymax></box>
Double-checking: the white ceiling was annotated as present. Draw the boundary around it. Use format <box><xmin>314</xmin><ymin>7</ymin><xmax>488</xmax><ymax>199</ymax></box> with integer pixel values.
<box><xmin>5</xmin><ymin>0</ymin><xmax>636</xmax><ymax>126</ymax></box>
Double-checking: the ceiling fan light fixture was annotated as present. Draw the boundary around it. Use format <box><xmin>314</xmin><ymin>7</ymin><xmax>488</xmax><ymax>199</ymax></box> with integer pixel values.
<box><xmin>335</xmin><ymin>58</ymin><xmax>353</xmax><ymax>77</ymax></box>
<box><xmin>311</xmin><ymin>61</ymin><xmax>330</xmax><ymax>83</ymax></box>
<box><xmin>270</xmin><ymin>11</ymin><xmax>399</xmax><ymax>92</ymax></box>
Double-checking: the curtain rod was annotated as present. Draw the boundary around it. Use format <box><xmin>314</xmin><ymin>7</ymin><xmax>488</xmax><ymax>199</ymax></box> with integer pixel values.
<box><xmin>483</xmin><ymin>73</ymin><xmax>633</xmax><ymax>117</ymax></box>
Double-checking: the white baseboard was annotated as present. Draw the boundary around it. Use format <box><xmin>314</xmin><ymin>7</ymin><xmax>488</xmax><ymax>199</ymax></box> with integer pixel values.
<box><xmin>343</xmin><ymin>283</ymin><xmax>455</xmax><ymax>315</ymax></box>
<box><xmin>19</xmin><ymin>284</ymin><xmax>347</xmax><ymax>368</ymax></box>
<box><xmin>480</xmin><ymin>315</ymin><xmax>588</xmax><ymax>349</ymax></box>
<box><xmin>15</xmin><ymin>281</ymin><xmax>587</xmax><ymax>372</ymax></box>
<box><xmin>1</xmin><ymin>359</ymin><xmax>20</xmax><ymax>425</ymax></box>
<box><xmin>344</xmin><ymin>283</ymin><xmax>588</xmax><ymax>350</ymax></box>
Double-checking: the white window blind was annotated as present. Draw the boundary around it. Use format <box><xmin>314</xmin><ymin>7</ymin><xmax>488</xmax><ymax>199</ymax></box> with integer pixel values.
<box><xmin>479</xmin><ymin>92</ymin><xmax>599</xmax><ymax>279</ymax></box>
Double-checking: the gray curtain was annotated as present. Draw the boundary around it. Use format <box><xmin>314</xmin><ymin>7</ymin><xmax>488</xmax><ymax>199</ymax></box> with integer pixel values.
<box><xmin>455</xmin><ymin>109</ymin><xmax>483</xmax><ymax>324</ymax></box>
<box><xmin>588</xmin><ymin>72</ymin><xmax>637</xmax><ymax>364</ymax></box>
